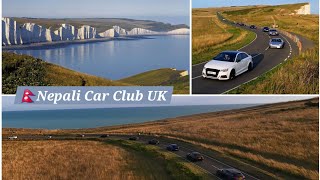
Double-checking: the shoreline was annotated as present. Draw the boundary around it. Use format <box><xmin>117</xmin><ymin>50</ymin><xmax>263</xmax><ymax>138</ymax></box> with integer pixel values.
<box><xmin>2</xmin><ymin>34</ymin><xmax>189</xmax><ymax>50</ymax></box>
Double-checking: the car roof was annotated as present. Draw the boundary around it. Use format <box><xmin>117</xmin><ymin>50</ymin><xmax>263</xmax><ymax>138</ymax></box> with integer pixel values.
<box><xmin>221</xmin><ymin>51</ymin><xmax>242</xmax><ymax>54</ymax></box>
<box><xmin>271</xmin><ymin>38</ymin><xmax>282</xmax><ymax>40</ymax></box>
<box><xmin>225</xmin><ymin>168</ymin><xmax>243</xmax><ymax>174</ymax></box>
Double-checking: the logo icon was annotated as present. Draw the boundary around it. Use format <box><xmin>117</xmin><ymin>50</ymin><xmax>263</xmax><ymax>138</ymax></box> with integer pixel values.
<box><xmin>22</xmin><ymin>89</ymin><xmax>35</xmax><ymax>103</ymax></box>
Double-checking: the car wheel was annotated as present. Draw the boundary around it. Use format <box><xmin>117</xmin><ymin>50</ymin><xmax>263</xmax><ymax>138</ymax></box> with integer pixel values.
<box><xmin>248</xmin><ymin>62</ymin><xmax>253</xmax><ymax>71</ymax></box>
<box><xmin>229</xmin><ymin>70</ymin><xmax>236</xmax><ymax>80</ymax></box>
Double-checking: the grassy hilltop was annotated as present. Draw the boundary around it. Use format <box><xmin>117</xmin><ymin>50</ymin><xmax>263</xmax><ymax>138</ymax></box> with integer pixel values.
<box><xmin>222</xmin><ymin>3</ymin><xmax>319</xmax><ymax>94</ymax></box>
<box><xmin>12</xmin><ymin>18</ymin><xmax>189</xmax><ymax>33</ymax></box>
<box><xmin>2</xmin><ymin>52</ymin><xmax>189</xmax><ymax>94</ymax></box>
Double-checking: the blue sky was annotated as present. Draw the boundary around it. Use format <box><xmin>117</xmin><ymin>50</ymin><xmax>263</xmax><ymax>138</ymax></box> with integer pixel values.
<box><xmin>2</xmin><ymin>95</ymin><xmax>316</xmax><ymax>111</ymax></box>
<box><xmin>193</xmin><ymin>0</ymin><xmax>319</xmax><ymax>14</ymax></box>
<box><xmin>3</xmin><ymin>0</ymin><xmax>189</xmax><ymax>25</ymax></box>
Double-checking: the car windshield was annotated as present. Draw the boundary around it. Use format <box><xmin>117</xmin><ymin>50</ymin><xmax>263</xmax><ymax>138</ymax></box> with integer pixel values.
<box><xmin>270</xmin><ymin>30</ymin><xmax>277</xmax><ymax>32</ymax></box>
<box><xmin>271</xmin><ymin>39</ymin><xmax>282</xmax><ymax>42</ymax></box>
<box><xmin>213</xmin><ymin>52</ymin><xmax>236</xmax><ymax>62</ymax></box>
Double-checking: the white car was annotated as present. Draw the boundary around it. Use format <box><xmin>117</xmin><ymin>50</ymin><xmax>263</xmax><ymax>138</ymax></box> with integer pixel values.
<box><xmin>202</xmin><ymin>51</ymin><xmax>253</xmax><ymax>80</ymax></box>
<box><xmin>8</xmin><ymin>136</ymin><xmax>18</xmax><ymax>140</ymax></box>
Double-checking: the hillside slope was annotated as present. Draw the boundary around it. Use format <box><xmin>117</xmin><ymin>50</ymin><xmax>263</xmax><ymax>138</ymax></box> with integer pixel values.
<box><xmin>92</xmin><ymin>98</ymin><xmax>319</xmax><ymax>179</ymax></box>
<box><xmin>2</xmin><ymin>52</ymin><xmax>189</xmax><ymax>94</ymax></box>
<box><xmin>222</xmin><ymin>3</ymin><xmax>318</xmax><ymax>94</ymax></box>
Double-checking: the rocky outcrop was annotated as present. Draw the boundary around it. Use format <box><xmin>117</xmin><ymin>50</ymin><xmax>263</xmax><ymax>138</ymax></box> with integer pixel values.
<box><xmin>2</xmin><ymin>17</ymin><xmax>190</xmax><ymax>46</ymax></box>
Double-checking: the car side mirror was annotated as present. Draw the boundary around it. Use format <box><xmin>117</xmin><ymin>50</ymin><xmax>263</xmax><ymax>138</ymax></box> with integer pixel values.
<box><xmin>236</xmin><ymin>59</ymin><xmax>241</xmax><ymax>63</ymax></box>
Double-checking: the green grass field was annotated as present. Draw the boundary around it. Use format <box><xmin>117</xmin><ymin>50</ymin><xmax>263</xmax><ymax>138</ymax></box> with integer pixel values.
<box><xmin>192</xmin><ymin>8</ymin><xmax>256</xmax><ymax>64</ymax></box>
<box><xmin>2</xmin><ymin>52</ymin><xmax>189</xmax><ymax>94</ymax></box>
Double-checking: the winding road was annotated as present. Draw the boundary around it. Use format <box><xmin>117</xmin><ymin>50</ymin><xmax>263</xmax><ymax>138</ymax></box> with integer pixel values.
<box><xmin>6</xmin><ymin>134</ymin><xmax>273</xmax><ymax>180</ymax></box>
<box><xmin>192</xmin><ymin>13</ymin><xmax>299</xmax><ymax>94</ymax></box>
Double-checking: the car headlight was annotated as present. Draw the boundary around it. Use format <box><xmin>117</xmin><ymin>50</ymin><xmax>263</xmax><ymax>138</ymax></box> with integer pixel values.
<box><xmin>221</xmin><ymin>69</ymin><xmax>228</xmax><ymax>72</ymax></box>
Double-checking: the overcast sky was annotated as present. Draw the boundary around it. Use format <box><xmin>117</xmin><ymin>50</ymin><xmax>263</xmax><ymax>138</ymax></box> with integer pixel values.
<box><xmin>3</xmin><ymin>0</ymin><xmax>190</xmax><ymax>25</ymax></box>
<box><xmin>193</xmin><ymin>0</ymin><xmax>319</xmax><ymax>14</ymax></box>
<box><xmin>2</xmin><ymin>95</ymin><xmax>316</xmax><ymax>111</ymax></box>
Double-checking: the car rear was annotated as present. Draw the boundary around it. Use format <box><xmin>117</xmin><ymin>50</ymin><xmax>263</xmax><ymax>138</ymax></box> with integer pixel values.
<box><xmin>269</xmin><ymin>29</ymin><xmax>279</xmax><ymax>36</ymax></box>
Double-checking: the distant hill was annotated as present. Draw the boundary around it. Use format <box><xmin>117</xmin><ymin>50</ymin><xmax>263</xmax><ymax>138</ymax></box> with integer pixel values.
<box><xmin>12</xmin><ymin>17</ymin><xmax>189</xmax><ymax>33</ymax></box>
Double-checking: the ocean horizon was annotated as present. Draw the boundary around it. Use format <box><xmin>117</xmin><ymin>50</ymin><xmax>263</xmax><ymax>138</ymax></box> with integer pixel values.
<box><xmin>3</xmin><ymin>104</ymin><xmax>260</xmax><ymax>129</ymax></box>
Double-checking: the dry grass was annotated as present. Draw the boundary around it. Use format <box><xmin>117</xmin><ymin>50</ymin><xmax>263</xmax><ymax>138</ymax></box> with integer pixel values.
<box><xmin>222</xmin><ymin>4</ymin><xmax>319</xmax><ymax>43</ymax></box>
<box><xmin>192</xmin><ymin>8</ymin><xmax>256</xmax><ymax>64</ymax></box>
<box><xmin>2</xmin><ymin>140</ymin><xmax>170</xmax><ymax>180</ymax></box>
<box><xmin>97</xmin><ymin>99</ymin><xmax>319</xmax><ymax>179</ymax></box>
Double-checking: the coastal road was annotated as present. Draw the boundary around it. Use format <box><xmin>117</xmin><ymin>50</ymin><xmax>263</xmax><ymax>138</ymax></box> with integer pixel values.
<box><xmin>6</xmin><ymin>134</ymin><xmax>266</xmax><ymax>180</ymax></box>
<box><xmin>192</xmin><ymin>13</ymin><xmax>299</xmax><ymax>94</ymax></box>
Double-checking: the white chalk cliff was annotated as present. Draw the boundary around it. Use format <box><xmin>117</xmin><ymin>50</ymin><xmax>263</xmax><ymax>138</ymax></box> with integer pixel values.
<box><xmin>2</xmin><ymin>17</ymin><xmax>189</xmax><ymax>46</ymax></box>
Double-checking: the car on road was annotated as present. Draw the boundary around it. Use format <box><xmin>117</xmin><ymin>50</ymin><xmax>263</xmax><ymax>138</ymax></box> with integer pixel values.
<box><xmin>262</xmin><ymin>27</ymin><xmax>269</xmax><ymax>32</ymax></box>
<box><xmin>77</xmin><ymin>134</ymin><xmax>85</xmax><ymax>138</ymax></box>
<box><xmin>167</xmin><ymin>144</ymin><xmax>179</xmax><ymax>151</ymax></box>
<box><xmin>148</xmin><ymin>139</ymin><xmax>160</xmax><ymax>145</ymax></box>
<box><xmin>239</xmin><ymin>23</ymin><xmax>245</xmax><ymax>26</ymax></box>
<box><xmin>100</xmin><ymin>134</ymin><xmax>109</xmax><ymax>138</ymax></box>
<box><xmin>269</xmin><ymin>38</ymin><xmax>285</xmax><ymax>49</ymax></box>
<box><xmin>269</xmin><ymin>29</ymin><xmax>279</xmax><ymax>36</ymax></box>
<box><xmin>129</xmin><ymin>136</ymin><xmax>139</xmax><ymax>140</ymax></box>
<box><xmin>186</xmin><ymin>152</ymin><xmax>204</xmax><ymax>162</ymax></box>
<box><xmin>8</xmin><ymin>136</ymin><xmax>18</xmax><ymax>140</ymax></box>
<box><xmin>48</xmin><ymin>135</ymin><xmax>52</xmax><ymax>139</ymax></box>
<box><xmin>202</xmin><ymin>51</ymin><xmax>253</xmax><ymax>80</ymax></box>
<box><xmin>216</xmin><ymin>168</ymin><xmax>246</xmax><ymax>180</ymax></box>
<box><xmin>249</xmin><ymin>25</ymin><xmax>257</xmax><ymax>29</ymax></box>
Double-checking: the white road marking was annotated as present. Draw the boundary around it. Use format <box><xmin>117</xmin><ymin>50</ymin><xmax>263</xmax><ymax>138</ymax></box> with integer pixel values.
<box><xmin>192</xmin><ymin>75</ymin><xmax>203</xmax><ymax>80</ymax></box>
<box><xmin>237</xmin><ymin>33</ymin><xmax>258</xmax><ymax>51</ymax></box>
<box><xmin>211</xmin><ymin>164</ymin><xmax>220</xmax><ymax>170</ymax></box>
<box><xmin>223</xmin><ymin>33</ymin><xmax>294</xmax><ymax>94</ymax></box>
<box><xmin>265</xmin><ymin>46</ymin><xmax>269</xmax><ymax>51</ymax></box>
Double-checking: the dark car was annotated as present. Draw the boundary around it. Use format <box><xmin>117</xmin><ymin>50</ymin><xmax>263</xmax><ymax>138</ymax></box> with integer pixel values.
<box><xmin>216</xmin><ymin>168</ymin><xmax>246</xmax><ymax>180</ymax></box>
<box><xmin>249</xmin><ymin>25</ymin><xmax>256</xmax><ymax>29</ymax></box>
<box><xmin>262</xmin><ymin>27</ymin><xmax>269</xmax><ymax>32</ymax></box>
<box><xmin>186</xmin><ymin>152</ymin><xmax>204</xmax><ymax>162</ymax></box>
<box><xmin>167</xmin><ymin>144</ymin><xmax>179</xmax><ymax>151</ymax></box>
<box><xmin>100</xmin><ymin>134</ymin><xmax>109</xmax><ymax>138</ymax></box>
<box><xmin>239</xmin><ymin>23</ymin><xmax>245</xmax><ymax>26</ymax></box>
<box><xmin>148</xmin><ymin>139</ymin><xmax>160</xmax><ymax>145</ymax></box>
<box><xmin>129</xmin><ymin>136</ymin><xmax>139</xmax><ymax>140</ymax></box>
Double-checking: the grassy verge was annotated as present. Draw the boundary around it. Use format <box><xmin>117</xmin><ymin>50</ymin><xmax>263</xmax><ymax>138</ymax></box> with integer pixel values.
<box><xmin>119</xmin><ymin>68</ymin><xmax>189</xmax><ymax>94</ymax></box>
<box><xmin>3</xmin><ymin>140</ymin><xmax>170</xmax><ymax>180</ymax></box>
<box><xmin>227</xmin><ymin>42</ymin><xmax>318</xmax><ymax>94</ymax></box>
<box><xmin>192</xmin><ymin>8</ymin><xmax>256</xmax><ymax>65</ymax></box>
<box><xmin>107</xmin><ymin>139</ymin><xmax>212</xmax><ymax>180</ymax></box>
<box><xmin>2</xmin><ymin>52</ymin><xmax>189</xmax><ymax>94</ymax></box>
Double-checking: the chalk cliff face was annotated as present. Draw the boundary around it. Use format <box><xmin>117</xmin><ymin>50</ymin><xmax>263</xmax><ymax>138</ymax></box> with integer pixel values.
<box><xmin>2</xmin><ymin>17</ymin><xmax>189</xmax><ymax>46</ymax></box>
<box><xmin>167</xmin><ymin>28</ymin><xmax>190</xmax><ymax>35</ymax></box>
<box><xmin>98</xmin><ymin>29</ymin><xmax>115</xmax><ymax>38</ymax></box>
<box><xmin>128</xmin><ymin>28</ymin><xmax>157</xmax><ymax>35</ymax></box>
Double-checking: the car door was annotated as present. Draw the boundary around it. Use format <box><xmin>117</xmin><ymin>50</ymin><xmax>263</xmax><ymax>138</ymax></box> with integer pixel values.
<box><xmin>240</xmin><ymin>53</ymin><xmax>250</xmax><ymax>73</ymax></box>
<box><xmin>234</xmin><ymin>53</ymin><xmax>243</xmax><ymax>75</ymax></box>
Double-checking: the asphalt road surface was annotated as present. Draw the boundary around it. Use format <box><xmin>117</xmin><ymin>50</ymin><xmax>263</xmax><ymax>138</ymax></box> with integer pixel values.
<box><xmin>192</xmin><ymin>13</ymin><xmax>299</xmax><ymax>94</ymax></box>
<box><xmin>6</xmin><ymin>134</ymin><xmax>265</xmax><ymax>180</ymax></box>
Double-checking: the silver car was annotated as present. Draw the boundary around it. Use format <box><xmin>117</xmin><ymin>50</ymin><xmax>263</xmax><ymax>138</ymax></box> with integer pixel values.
<box><xmin>269</xmin><ymin>38</ymin><xmax>285</xmax><ymax>49</ymax></box>
<box><xmin>269</xmin><ymin>29</ymin><xmax>279</xmax><ymax>36</ymax></box>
